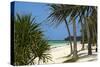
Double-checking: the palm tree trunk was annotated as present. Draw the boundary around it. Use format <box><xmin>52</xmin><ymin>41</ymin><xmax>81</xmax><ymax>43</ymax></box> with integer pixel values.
<box><xmin>72</xmin><ymin>19</ymin><xmax>78</xmax><ymax>60</ymax></box>
<box><xmin>85</xmin><ymin>17</ymin><xmax>92</xmax><ymax>55</ymax></box>
<box><xmin>64</xmin><ymin>18</ymin><xmax>73</xmax><ymax>54</ymax></box>
<box><xmin>95</xmin><ymin>44</ymin><xmax>97</xmax><ymax>52</ymax></box>
<box><xmin>80</xmin><ymin>21</ymin><xmax>85</xmax><ymax>50</ymax></box>
<box><xmin>94</xmin><ymin>24</ymin><xmax>97</xmax><ymax>52</ymax></box>
<box><xmin>88</xmin><ymin>34</ymin><xmax>92</xmax><ymax>55</ymax></box>
<box><xmin>92</xmin><ymin>28</ymin><xmax>95</xmax><ymax>46</ymax></box>
<box><xmin>92</xmin><ymin>28</ymin><xmax>97</xmax><ymax>52</ymax></box>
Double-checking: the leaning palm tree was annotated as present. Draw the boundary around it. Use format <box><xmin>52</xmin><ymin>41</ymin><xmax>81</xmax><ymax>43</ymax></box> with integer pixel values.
<box><xmin>14</xmin><ymin>14</ymin><xmax>51</xmax><ymax>65</ymax></box>
<box><xmin>66</xmin><ymin>6</ymin><xmax>97</xmax><ymax>55</ymax></box>
<box><xmin>88</xmin><ymin>7</ymin><xmax>97</xmax><ymax>52</ymax></box>
<box><xmin>46</xmin><ymin>4</ymin><xmax>80</xmax><ymax>61</ymax></box>
<box><xmin>47</xmin><ymin>4</ymin><xmax>97</xmax><ymax>60</ymax></box>
<box><xmin>71</xmin><ymin>17</ymin><xmax>78</xmax><ymax>60</ymax></box>
<box><xmin>80</xmin><ymin>20</ymin><xmax>85</xmax><ymax>50</ymax></box>
<box><xmin>84</xmin><ymin>16</ymin><xmax>97</xmax><ymax>55</ymax></box>
<box><xmin>46</xmin><ymin>4</ymin><xmax>73</xmax><ymax>54</ymax></box>
<box><xmin>47</xmin><ymin>4</ymin><xmax>81</xmax><ymax>60</ymax></box>
<box><xmin>80</xmin><ymin>6</ymin><xmax>97</xmax><ymax>55</ymax></box>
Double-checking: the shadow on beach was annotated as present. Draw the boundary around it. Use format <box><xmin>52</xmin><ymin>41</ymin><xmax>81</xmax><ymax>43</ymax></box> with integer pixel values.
<box><xmin>62</xmin><ymin>51</ymin><xmax>97</xmax><ymax>63</ymax></box>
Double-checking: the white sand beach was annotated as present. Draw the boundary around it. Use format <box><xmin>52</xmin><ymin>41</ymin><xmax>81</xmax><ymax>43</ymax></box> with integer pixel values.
<box><xmin>34</xmin><ymin>43</ymin><xmax>97</xmax><ymax>64</ymax></box>
<box><xmin>46</xmin><ymin>43</ymin><xmax>97</xmax><ymax>64</ymax></box>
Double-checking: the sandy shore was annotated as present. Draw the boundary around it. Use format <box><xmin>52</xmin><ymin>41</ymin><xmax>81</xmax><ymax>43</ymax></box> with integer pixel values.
<box><xmin>46</xmin><ymin>43</ymin><xmax>97</xmax><ymax>64</ymax></box>
<box><xmin>34</xmin><ymin>43</ymin><xmax>97</xmax><ymax>64</ymax></box>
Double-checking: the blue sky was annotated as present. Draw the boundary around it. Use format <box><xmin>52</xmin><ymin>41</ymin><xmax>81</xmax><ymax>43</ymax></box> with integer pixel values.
<box><xmin>14</xmin><ymin>1</ymin><xmax>81</xmax><ymax>40</ymax></box>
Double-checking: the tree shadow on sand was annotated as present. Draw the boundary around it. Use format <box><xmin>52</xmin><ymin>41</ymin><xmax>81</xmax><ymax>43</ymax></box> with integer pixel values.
<box><xmin>62</xmin><ymin>53</ymin><xmax>97</xmax><ymax>63</ymax></box>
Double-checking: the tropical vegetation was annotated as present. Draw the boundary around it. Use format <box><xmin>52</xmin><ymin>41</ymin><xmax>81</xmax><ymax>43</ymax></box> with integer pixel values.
<box><xmin>14</xmin><ymin>14</ymin><xmax>51</xmax><ymax>65</ymax></box>
<box><xmin>13</xmin><ymin>3</ymin><xmax>97</xmax><ymax>65</ymax></box>
<box><xmin>46</xmin><ymin>4</ymin><xmax>97</xmax><ymax>61</ymax></box>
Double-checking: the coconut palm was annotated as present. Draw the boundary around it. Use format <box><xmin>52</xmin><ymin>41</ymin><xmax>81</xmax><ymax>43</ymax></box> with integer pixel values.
<box><xmin>67</xmin><ymin>6</ymin><xmax>97</xmax><ymax>55</ymax></box>
<box><xmin>71</xmin><ymin>18</ymin><xmax>78</xmax><ymax>60</ymax></box>
<box><xmin>47</xmin><ymin>4</ymin><xmax>97</xmax><ymax>60</ymax></box>
<box><xmin>80</xmin><ymin>20</ymin><xmax>85</xmax><ymax>50</ymax></box>
<box><xmin>46</xmin><ymin>4</ymin><xmax>73</xmax><ymax>54</ymax></box>
<box><xmin>46</xmin><ymin>4</ymin><xmax>81</xmax><ymax>60</ymax></box>
<box><xmin>14</xmin><ymin>14</ymin><xmax>51</xmax><ymax>65</ymax></box>
<box><xmin>88</xmin><ymin>7</ymin><xmax>97</xmax><ymax>52</ymax></box>
<box><xmin>85</xmin><ymin>16</ymin><xmax>97</xmax><ymax>54</ymax></box>
<box><xmin>82</xmin><ymin>6</ymin><xmax>97</xmax><ymax>54</ymax></box>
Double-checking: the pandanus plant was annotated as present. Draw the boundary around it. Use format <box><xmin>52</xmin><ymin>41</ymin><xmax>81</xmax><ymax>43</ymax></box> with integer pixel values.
<box><xmin>14</xmin><ymin>14</ymin><xmax>51</xmax><ymax>65</ymax></box>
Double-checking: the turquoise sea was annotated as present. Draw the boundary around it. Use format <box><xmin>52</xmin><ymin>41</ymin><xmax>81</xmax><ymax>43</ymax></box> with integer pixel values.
<box><xmin>48</xmin><ymin>40</ymin><xmax>69</xmax><ymax>48</ymax></box>
<box><xmin>48</xmin><ymin>40</ymin><xmax>81</xmax><ymax>48</ymax></box>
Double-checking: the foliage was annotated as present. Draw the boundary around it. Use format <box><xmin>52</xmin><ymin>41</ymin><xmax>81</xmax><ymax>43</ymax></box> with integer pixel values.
<box><xmin>14</xmin><ymin>14</ymin><xmax>51</xmax><ymax>65</ymax></box>
<box><xmin>46</xmin><ymin>4</ymin><xmax>97</xmax><ymax>59</ymax></box>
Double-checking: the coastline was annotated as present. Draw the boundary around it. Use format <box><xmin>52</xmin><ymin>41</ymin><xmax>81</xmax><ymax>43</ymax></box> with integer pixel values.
<box><xmin>46</xmin><ymin>43</ymin><xmax>97</xmax><ymax>64</ymax></box>
<box><xmin>34</xmin><ymin>42</ymin><xmax>97</xmax><ymax>64</ymax></box>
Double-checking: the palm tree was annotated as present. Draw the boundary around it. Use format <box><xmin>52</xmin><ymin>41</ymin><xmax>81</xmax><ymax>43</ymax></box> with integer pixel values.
<box><xmin>88</xmin><ymin>7</ymin><xmax>97</xmax><ymax>52</ymax></box>
<box><xmin>83</xmin><ymin>6</ymin><xmax>97</xmax><ymax>55</ymax></box>
<box><xmin>85</xmin><ymin>17</ymin><xmax>92</xmax><ymax>55</ymax></box>
<box><xmin>81</xmin><ymin>21</ymin><xmax>85</xmax><ymax>50</ymax></box>
<box><xmin>47</xmin><ymin>4</ymin><xmax>97</xmax><ymax>59</ymax></box>
<box><xmin>72</xmin><ymin>18</ymin><xmax>78</xmax><ymax>60</ymax></box>
<box><xmin>46</xmin><ymin>4</ymin><xmax>73</xmax><ymax>54</ymax></box>
<box><xmin>68</xmin><ymin>6</ymin><xmax>97</xmax><ymax>55</ymax></box>
<box><xmin>46</xmin><ymin>4</ymin><xmax>81</xmax><ymax>60</ymax></box>
<box><xmin>85</xmin><ymin>16</ymin><xmax>97</xmax><ymax>55</ymax></box>
<box><xmin>14</xmin><ymin>14</ymin><xmax>51</xmax><ymax>65</ymax></box>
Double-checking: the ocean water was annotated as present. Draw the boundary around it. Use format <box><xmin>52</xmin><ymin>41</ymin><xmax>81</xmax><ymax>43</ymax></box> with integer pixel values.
<box><xmin>48</xmin><ymin>40</ymin><xmax>69</xmax><ymax>48</ymax></box>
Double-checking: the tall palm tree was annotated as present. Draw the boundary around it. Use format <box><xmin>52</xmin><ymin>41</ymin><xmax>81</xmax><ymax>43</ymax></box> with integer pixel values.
<box><xmin>47</xmin><ymin>4</ymin><xmax>97</xmax><ymax>59</ymax></box>
<box><xmin>72</xmin><ymin>18</ymin><xmax>78</xmax><ymax>60</ymax></box>
<box><xmin>46</xmin><ymin>4</ymin><xmax>73</xmax><ymax>54</ymax></box>
<box><xmin>88</xmin><ymin>7</ymin><xmax>97</xmax><ymax>52</ymax></box>
<box><xmin>85</xmin><ymin>17</ymin><xmax>92</xmax><ymax>55</ymax></box>
<box><xmin>68</xmin><ymin>6</ymin><xmax>97</xmax><ymax>55</ymax></box>
<box><xmin>83</xmin><ymin>6</ymin><xmax>97</xmax><ymax>55</ymax></box>
<box><xmin>14</xmin><ymin>14</ymin><xmax>51</xmax><ymax>65</ymax></box>
<box><xmin>85</xmin><ymin>16</ymin><xmax>97</xmax><ymax>54</ymax></box>
<box><xmin>46</xmin><ymin>4</ymin><xmax>81</xmax><ymax>60</ymax></box>
<box><xmin>80</xmin><ymin>21</ymin><xmax>85</xmax><ymax>50</ymax></box>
